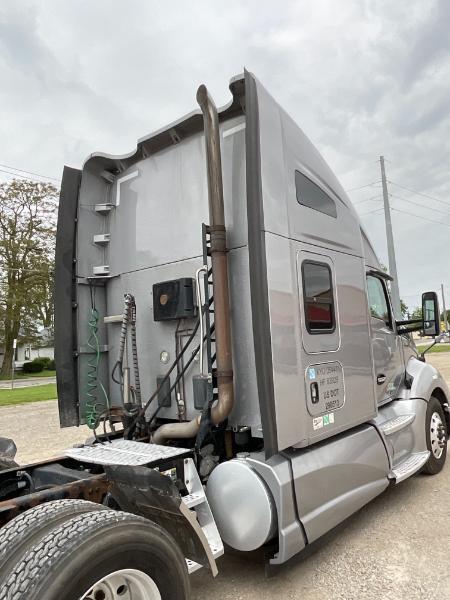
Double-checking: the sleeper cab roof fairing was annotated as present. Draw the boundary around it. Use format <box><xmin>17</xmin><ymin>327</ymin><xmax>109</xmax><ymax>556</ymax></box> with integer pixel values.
<box><xmin>80</xmin><ymin>74</ymin><xmax>246</xmax><ymax>177</ymax></box>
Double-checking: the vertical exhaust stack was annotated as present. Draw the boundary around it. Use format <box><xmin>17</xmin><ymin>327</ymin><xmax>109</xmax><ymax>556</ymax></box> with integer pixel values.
<box><xmin>152</xmin><ymin>85</ymin><xmax>234</xmax><ymax>443</ymax></box>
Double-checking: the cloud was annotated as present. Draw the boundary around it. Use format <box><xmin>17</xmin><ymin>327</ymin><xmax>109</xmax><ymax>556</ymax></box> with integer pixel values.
<box><xmin>0</xmin><ymin>0</ymin><xmax>449</xmax><ymax>306</ymax></box>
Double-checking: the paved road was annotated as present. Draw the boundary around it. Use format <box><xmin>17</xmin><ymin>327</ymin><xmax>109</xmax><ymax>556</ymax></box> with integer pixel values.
<box><xmin>0</xmin><ymin>354</ymin><xmax>449</xmax><ymax>599</ymax></box>
<box><xmin>0</xmin><ymin>400</ymin><xmax>90</xmax><ymax>464</ymax></box>
<box><xmin>0</xmin><ymin>376</ymin><xmax>56</xmax><ymax>390</ymax></box>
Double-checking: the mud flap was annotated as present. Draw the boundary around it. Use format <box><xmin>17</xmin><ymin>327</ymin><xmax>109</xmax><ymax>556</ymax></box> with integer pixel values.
<box><xmin>104</xmin><ymin>464</ymin><xmax>218</xmax><ymax>576</ymax></box>
<box><xmin>0</xmin><ymin>437</ymin><xmax>18</xmax><ymax>471</ymax></box>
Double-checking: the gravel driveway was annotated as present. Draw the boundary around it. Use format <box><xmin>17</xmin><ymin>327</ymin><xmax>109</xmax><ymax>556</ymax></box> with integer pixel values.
<box><xmin>0</xmin><ymin>354</ymin><xmax>449</xmax><ymax>599</ymax></box>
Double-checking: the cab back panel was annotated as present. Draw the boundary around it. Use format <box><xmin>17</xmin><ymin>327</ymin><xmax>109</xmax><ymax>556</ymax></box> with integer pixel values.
<box><xmin>61</xmin><ymin>107</ymin><xmax>261</xmax><ymax>430</ymax></box>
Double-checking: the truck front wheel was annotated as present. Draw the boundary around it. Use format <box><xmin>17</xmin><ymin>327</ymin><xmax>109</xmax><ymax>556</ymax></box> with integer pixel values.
<box><xmin>422</xmin><ymin>395</ymin><xmax>448</xmax><ymax>475</ymax></box>
<box><xmin>0</xmin><ymin>510</ymin><xmax>190</xmax><ymax>600</ymax></box>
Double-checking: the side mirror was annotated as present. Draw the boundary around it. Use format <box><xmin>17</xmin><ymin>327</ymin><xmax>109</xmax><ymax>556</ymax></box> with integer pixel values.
<box><xmin>422</xmin><ymin>291</ymin><xmax>440</xmax><ymax>337</ymax></box>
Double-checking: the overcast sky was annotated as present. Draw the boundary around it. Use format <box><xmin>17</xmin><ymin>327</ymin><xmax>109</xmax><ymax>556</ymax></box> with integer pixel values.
<box><xmin>1</xmin><ymin>0</ymin><xmax>450</xmax><ymax>311</ymax></box>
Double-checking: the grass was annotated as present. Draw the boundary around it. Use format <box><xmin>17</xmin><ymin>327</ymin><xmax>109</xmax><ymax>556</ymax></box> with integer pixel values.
<box><xmin>0</xmin><ymin>384</ymin><xmax>57</xmax><ymax>406</ymax></box>
<box><xmin>0</xmin><ymin>369</ymin><xmax>56</xmax><ymax>381</ymax></box>
<box><xmin>416</xmin><ymin>344</ymin><xmax>450</xmax><ymax>354</ymax></box>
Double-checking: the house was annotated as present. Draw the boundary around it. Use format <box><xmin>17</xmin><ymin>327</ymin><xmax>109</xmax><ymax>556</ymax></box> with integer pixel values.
<box><xmin>0</xmin><ymin>327</ymin><xmax>54</xmax><ymax>369</ymax></box>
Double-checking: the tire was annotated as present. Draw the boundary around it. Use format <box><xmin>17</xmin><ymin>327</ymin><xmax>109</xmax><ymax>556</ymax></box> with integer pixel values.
<box><xmin>422</xmin><ymin>396</ymin><xmax>448</xmax><ymax>475</ymax></box>
<box><xmin>0</xmin><ymin>510</ymin><xmax>190</xmax><ymax>600</ymax></box>
<box><xmin>0</xmin><ymin>499</ymin><xmax>107</xmax><ymax>585</ymax></box>
<box><xmin>0</xmin><ymin>458</ymin><xmax>18</xmax><ymax>471</ymax></box>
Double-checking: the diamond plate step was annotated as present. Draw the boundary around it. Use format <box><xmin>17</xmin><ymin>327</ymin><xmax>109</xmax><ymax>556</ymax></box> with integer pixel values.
<box><xmin>390</xmin><ymin>451</ymin><xmax>430</xmax><ymax>483</ymax></box>
<box><xmin>182</xmin><ymin>458</ymin><xmax>224</xmax><ymax>574</ymax></box>
<box><xmin>182</xmin><ymin>491</ymin><xmax>204</xmax><ymax>509</ymax></box>
<box><xmin>186</xmin><ymin>528</ymin><xmax>223</xmax><ymax>574</ymax></box>
<box><xmin>379</xmin><ymin>414</ymin><xmax>415</xmax><ymax>436</ymax></box>
<box><xmin>65</xmin><ymin>439</ymin><xmax>190</xmax><ymax>466</ymax></box>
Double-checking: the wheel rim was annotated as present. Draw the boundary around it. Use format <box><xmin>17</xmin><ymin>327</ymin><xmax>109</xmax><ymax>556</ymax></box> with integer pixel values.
<box><xmin>430</xmin><ymin>411</ymin><xmax>445</xmax><ymax>460</ymax></box>
<box><xmin>81</xmin><ymin>568</ymin><xmax>161</xmax><ymax>600</ymax></box>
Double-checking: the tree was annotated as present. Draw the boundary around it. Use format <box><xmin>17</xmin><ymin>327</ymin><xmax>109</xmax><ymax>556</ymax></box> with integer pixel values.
<box><xmin>400</xmin><ymin>299</ymin><xmax>408</xmax><ymax>318</ymax></box>
<box><xmin>440</xmin><ymin>309</ymin><xmax>450</xmax><ymax>324</ymax></box>
<box><xmin>410</xmin><ymin>306</ymin><xmax>422</xmax><ymax>320</ymax></box>
<box><xmin>0</xmin><ymin>179</ymin><xmax>58</xmax><ymax>376</ymax></box>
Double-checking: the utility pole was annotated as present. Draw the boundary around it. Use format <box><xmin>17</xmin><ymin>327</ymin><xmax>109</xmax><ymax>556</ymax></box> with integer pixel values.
<box><xmin>380</xmin><ymin>156</ymin><xmax>401</xmax><ymax>318</ymax></box>
<box><xmin>441</xmin><ymin>283</ymin><xmax>448</xmax><ymax>333</ymax></box>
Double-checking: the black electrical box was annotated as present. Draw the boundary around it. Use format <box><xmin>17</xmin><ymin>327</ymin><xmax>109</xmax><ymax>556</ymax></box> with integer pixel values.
<box><xmin>157</xmin><ymin>375</ymin><xmax>171</xmax><ymax>407</ymax></box>
<box><xmin>153</xmin><ymin>278</ymin><xmax>196</xmax><ymax>321</ymax></box>
<box><xmin>193</xmin><ymin>374</ymin><xmax>213</xmax><ymax>410</ymax></box>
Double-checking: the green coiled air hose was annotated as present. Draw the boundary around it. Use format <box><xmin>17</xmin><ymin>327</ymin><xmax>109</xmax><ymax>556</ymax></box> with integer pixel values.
<box><xmin>85</xmin><ymin>306</ymin><xmax>110</xmax><ymax>429</ymax></box>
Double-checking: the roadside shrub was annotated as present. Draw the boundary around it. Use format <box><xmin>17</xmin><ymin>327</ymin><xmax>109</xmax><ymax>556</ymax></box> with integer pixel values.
<box><xmin>23</xmin><ymin>360</ymin><xmax>44</xmax><ymax>373</ymax></box>
<box><xmin>47</xmin><ymin>359</ymin><xmax>56</xmax><ymax>370</ymax></box>
<box><xmin>38</xmin><ymin>356</ymin><xmax>52</xmax><ymax>369</ymax></box>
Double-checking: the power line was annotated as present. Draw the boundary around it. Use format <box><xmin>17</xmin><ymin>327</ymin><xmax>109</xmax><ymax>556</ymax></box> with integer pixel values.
<box><xmin>391</xmin><ymin>206</ymin><xmax>450</xmax><ymax>228</ymax></box>
<box><xmin>390</xmin><ymin>193</ymin><xmax>450</xmax><ymax>218</ymax></box>
<box><xmin>0</xmin><ymin>163</ymin><xmax>60</xmax><ymax>182</ymax></box>
<box><xmin>0</xmin><ymin>168</ymin><xmax>38</xmax><ymax>181</ymax></box>
<box><xmin>359</xmin><ymin>207</ymin><xmax>384</xmax><ymax>217</ymax></box>
<box><xmin>353</xmin><ymin>194</ymin><xmax>382</xmax><ymax>206</ymax></box>
<box><xmin>0</xmin><ymin>168</ymin><xmax>60</xmax><ymax>185</ymax></box>
<box><xmin>345</xmin><ymin>180</ymin><xmax>381</xmax><ymax>192</ymax></box>
<box><xmin>388</xmin><ymin>180</ymin><xmax>450</xmax><ymax>208</ymax></box>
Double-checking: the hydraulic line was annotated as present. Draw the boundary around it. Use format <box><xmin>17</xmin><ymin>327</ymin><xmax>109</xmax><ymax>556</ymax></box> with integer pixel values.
<box><xmin>148</xmin><ymin>335</ymin><xmax>204</xmax><ymax>429</ymax></box>
<box><xmin>125</xmin><ymin>317</ymin><xmax>201</xmax><ymax>439</ymax></box>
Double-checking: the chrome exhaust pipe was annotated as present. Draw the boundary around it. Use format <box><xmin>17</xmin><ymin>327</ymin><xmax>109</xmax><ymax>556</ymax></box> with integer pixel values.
<box><xmin>153</xmin><ymin>85</ymin><xmax>234</xmax><ymax>444</ymax></box>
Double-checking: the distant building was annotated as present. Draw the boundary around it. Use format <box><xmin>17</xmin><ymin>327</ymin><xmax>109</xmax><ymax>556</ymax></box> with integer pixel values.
<box><xmin>0</xmin><ymin>327</ymin><xmax>54</xmax><ymax>369</ymax></box>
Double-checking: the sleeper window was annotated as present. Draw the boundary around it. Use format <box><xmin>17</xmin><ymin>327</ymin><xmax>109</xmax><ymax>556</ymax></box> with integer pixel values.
<box><xmin>367</xmin><ymin>276</ymin><xmax>391</xmax><ymax>328</ymax></box>
<box><xmin>295</xmin><ymin>170</ymin><xmax>337</xmax><ymax>218</ymax></box>
<box><xmin>302</xmin><ymin>261</ymin><xmax>335</xmax><ymax>333</ymax></box>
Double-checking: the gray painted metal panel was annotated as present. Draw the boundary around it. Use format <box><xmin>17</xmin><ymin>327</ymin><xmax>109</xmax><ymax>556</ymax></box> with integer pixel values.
<box><xmin>398</xmin><ymin>356</ymin><xmax>450</xmax><ymax>402</ymax></box>
<box><xmin>288</xmin><ymin>425</ymin><xmax>389</xmax><ymax>543</ymax></box>
<box><xmin>254</xmin><ymin>75</ymin><xmax>378</xmax><ymax>452</ymax></box>
<box><xmin>263</xmin><ymin>231</ymin><xmax>377</xmax><ymax>450</ymax></box>
<box><xmin>373</xmin><ymin>398</ymin><xmax>427</xmax><ymax>468</ymax></box>
<box><xmin>255</xmin><ymin>77</ymin><xmax>364</xmax><ymax>257</ymax></box>
<box><xmin>247</xmin><ymin>452</ymin><xmax>306</xmax><ymax>564</ymax></box>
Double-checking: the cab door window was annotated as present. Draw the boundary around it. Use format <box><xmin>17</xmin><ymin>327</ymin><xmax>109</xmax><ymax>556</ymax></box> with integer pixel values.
<box><xmin>302</xmin><ymin>261</ymin><xmax>335</xmax><ymax>334</ymax></box>
<box><xmin>366</xmin><ymin>276</ymin><xmax>392</xmax><ymax>328</ymax></box>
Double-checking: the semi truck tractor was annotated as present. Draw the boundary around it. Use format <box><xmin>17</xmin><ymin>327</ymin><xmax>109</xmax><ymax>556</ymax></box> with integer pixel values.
<box><xmin>0</xmin><ymin>70</ymin><xmax>448</xmax><ymax>600</ymax></box>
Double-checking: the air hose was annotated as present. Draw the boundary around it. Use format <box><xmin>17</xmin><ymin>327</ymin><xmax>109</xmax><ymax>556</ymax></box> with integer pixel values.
<box><xmin>85</xmin><ymin>305</ymin><xmax>110</xmax><ymax>429</ymax></box>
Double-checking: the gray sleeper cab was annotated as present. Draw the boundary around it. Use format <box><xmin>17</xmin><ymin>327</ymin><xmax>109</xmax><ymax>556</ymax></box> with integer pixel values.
<box><xmin>55</xmin><ymin>70</ymin><xmax>450</xmax><ymax>569</ymax></box>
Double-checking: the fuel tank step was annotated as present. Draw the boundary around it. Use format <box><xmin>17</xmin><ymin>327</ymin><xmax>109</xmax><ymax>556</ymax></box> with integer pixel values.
<box><xmin>379</xmin><ymin>414</ymin><xmax>415</xmax><ymax>436</ymax></box>
<box><xmin>182</xmin><ymin>458</ymin><xmax>224</xmax><ymax>574</ymax></box>
<box><xmin>390</xmin><ymin>451</ymin><xmax>430</xmax><ymax>483</ymax></box>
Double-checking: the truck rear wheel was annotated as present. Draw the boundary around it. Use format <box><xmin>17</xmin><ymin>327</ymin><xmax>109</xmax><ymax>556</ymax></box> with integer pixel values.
<box><xmin>0</xmin><ymin>499</ymin><xmax>107</xmax><ymax>584</ymax></box>
<box><xmin>422</xmin><ymin>396</ymin><xmax>448</xmax><ymax>475</ymax></box>
<box><xmin>0</xmin><ymin>510</ymin><xmax>190</xmax><ymax>600</ymax></box>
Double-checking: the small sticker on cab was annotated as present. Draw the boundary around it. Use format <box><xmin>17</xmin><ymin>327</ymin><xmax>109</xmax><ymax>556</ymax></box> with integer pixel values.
<box><xmin>313</xmin><ymin>416</ymin><xmax>323</xmax><ymax>430</ymax></box>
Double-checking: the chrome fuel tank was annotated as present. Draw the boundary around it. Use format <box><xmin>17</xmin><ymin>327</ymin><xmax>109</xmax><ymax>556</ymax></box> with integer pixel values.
<box><xmin>206</xmin><ymin>458</ymin><xmax>276</xmax><ymax>551</ymax></box>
